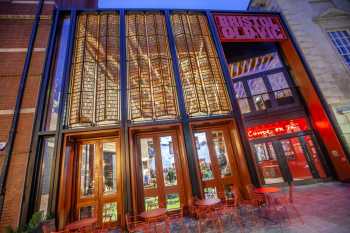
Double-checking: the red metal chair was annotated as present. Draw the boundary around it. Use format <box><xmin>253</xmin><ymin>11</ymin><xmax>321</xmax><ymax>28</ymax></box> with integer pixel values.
<box><xmin>272</xmin><ymin>183</ymin><xmax>304</xmax><ymax>224</ymax></box>
<box><xmin>195</xmin><ymin>205</ymin><xmax>224</xmax><ymax>233</ymax></box>
<box><xmin>167</xmin><ymin>206</ymin><xmax>187</xmax><ymax>233</ymax></box>
<box><xmin>125</xmin><ymin>213</ymin><xmax>151</xmax><ymax>233</ymax></box>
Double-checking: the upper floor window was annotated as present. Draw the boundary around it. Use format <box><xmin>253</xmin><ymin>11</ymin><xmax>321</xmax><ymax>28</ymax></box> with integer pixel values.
<box><xmin>328</xmin><ymin>30</ymin><xmax>350</xmax><ymax>69</ymax></box>
<box><xmin>126</xmin><ymin>12</ymin><xmax>178</xmax><ymax>122</ymax></box>
<box><xmin>171</xmin><ymin>12</ymin><xmax>231</xmax><ymax>117</ymax></box>
<box><xmin>67</xmin><ymin>13</ymin><xmax>120</xmax><ymax>128</ymax></box>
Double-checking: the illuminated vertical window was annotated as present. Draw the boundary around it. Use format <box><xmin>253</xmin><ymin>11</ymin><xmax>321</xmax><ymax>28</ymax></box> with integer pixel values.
<box><xmin>68</xmin><ymin>13</ymin><xmax>120</xmax><ymax>127</ymax></box>
<box><xmin>126</xmin><ymin>12</ymin><xmax>178</xmax><ymax>122</ymax></box>
<box><xmin>171</xmin><ymin>12</ymin><xmax>231</xmax><ymax>117</ymax></box>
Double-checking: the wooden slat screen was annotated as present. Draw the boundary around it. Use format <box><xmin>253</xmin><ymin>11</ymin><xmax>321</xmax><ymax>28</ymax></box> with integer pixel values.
<box><xmin>68</xmin><ymin>13</ymin><xmax>120</xmax><ymax>128</ymax></box>
<box><xmin>126</xmin><ymin>12</ymin><xmax>178</xmax><ymax>122</ymax></box>
<box><xmin>171</xmin><ymin>12</ymin><xmax>231</xmax><ymax>117</ymax></box>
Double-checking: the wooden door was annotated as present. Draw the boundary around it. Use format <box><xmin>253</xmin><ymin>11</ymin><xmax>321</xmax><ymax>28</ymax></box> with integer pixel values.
<box><xmin>136</xmin><ymin>132</ymin><xmax>184</xmax><ymax>211</ymax></box>
<box><xmin>193</xmin><ymin>127</ymin><xmax>237</xmax><ymax>200</ymax></box>
<box><xmin>76</xmin><ymin>138</ymin><xmax>121</xmax><ymax>227</ymax></box>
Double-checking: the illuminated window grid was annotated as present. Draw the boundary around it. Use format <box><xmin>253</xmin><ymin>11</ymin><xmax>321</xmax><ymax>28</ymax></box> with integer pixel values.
<box><xmin>68</xmin><ymin>13</ymin><xmax>120</xmax><ymax>128</ymax></box>
<box><xmin>171</xmin><ymin>13</ymin><xmax>231</xmax><ymax>117</ymax></box>
<box><xmin>126</xmin><ymin>12</ymin><xmax>178</xmax><ymax>122</ymax></box>
<box><xmin>328</xmin><ymin>30</ymin><xmax>350</xmax><ymax>69</ymax></box>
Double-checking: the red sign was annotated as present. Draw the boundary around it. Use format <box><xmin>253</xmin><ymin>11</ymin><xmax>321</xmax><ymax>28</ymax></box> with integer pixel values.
<box><xmin>246</xmin><ymin>118</ymin><xmax>309</xmax><ymax>140</ymax></box>
<box><xmin>213</xmin><ymin>13</ymin><xmax>287</xmax><ymax>42</ymax></box>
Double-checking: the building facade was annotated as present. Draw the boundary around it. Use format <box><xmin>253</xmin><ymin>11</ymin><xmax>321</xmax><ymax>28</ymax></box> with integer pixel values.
<box><xmin>249</xmin><ymin>0</ymin><xmax>350</xmax><ymax>159</ymax></box>
<box><xmin>0</xmin><ymin>0</ymin><xmax>349</xmax><ymax>231</ymax></box>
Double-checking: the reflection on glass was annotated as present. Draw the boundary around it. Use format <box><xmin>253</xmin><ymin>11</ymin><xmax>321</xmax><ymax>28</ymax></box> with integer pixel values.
<box><xmin>268</xmin><ymin>72</ymin><xmax>294</xmax><ymax>106</ymax></box>
<box><xmin>103</xmin><ymin>202</ymin><xmax>118</xmax><ymax>222</ymax></box>
<box><xmin>204</xmin><ymin>187</ymin><xmax>217</xmax><ymax>199</ymax></box>
<box><xmin>229</xmin><ymin>52</ymin><xmax>283</xmax><ymax>79</ymax></box>
<box><xmin>224</xmin><ymin>185</ymin><xmax>234</xmax><ymax>200</ymax></box>
<box><xmin>248</xmin><ymin>78</ymin><xmax>270</xmax><ymax>111</ymax></box>
<box><xmin>79</xmin><ymin>206</ymin><xmax>95</xmax><ymax>220</ymax></box>
<box><xmin>80</xmin><ymin>144</ymin><xmax>95</xmax><ymax>197</ymax></box>
<box><xmin>254</xmin><ymin>142</ymin><xmax>284</xmax><ymax>184</ymax></box>
<box><xmin>194</xmin><ymin>132</ymin><xmax>214</xmax><ymax>181</ymax></box>
<box><xmin>212</xmin><ymin>131</ymin><xmax>231</xmax><ymax>177</ymax></box>
<box><xmin>166</xmin><ymin>193</ymin><xmax>180</xmax><ymax>210</ymax></box>
<box><xmin>160</xmin><ymin>136</ymin><xmax>177</xmax><ymax>187</ymax></box>
<box><xmin>304</xmin><ymin>136</ymin><xmax>326</xmax><ymax>178</ymax></box>
<box><xmin>45</xmin><ymin>18</ymin><xmax>70</xmax><ymax>131</ymax></box>
<box><xmin>145</xmin><ymin>196</ymin><xmax>159</xmax><ymax>210</ymax></box>
<box><xmin>38</xmin><ymin>138</ymin><xmax>55</xmax><ymax>215</ymax></box>
<box><xmin>233</xmin><ymin>81</ymin><xmax>250</xmax><ymax>114</ymax></box>
<box><xmin>103</xmin><ymin>143</ymin><xmax>117</xmax><ymax>194</ymax></box>
<box><xmin>281</xmin><ymin>138</ymin><xmax>312</xmax><ymax>181</ymax></box>
<box><xmin>140</xmin><ymin>138</ymin><xmax>157</xmax><ymax>189</ymax></box>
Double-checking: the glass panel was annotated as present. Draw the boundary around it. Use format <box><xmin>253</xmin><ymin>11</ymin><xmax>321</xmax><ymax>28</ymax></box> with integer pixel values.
<box><xmin>103</xmin><ymin>202</ymin><xmax>118</xmax><ymax>222</ymax></box>
<box><xmin>38</xmin><ymin>137</ymin><xmax>55</xmax><ymax>215</ymax></box>
<box><xmin>267</xmin><ymin>72</ymin><xmax>294</xmax><ymax>106</ymax></box>
<box><xmin>103</xmin><ymin>142</ymin><xmax>117</xmax><ymax>194</ymax></box>
<box><xmin>304</xmin><ymin>136</ymin><xmax>326</xmax><ymax>178</ymax></box>
<box><xmin>166</xmin><ymin>193</ymin><xmax>180</xmax><ymax>210</ymax></box>
<box><xmin>254</xmin><ymin>142</ymin><xmax>284</xmax><ymax>184</ymax></box>
<box><xmin>281</xmin><ymin>138</ymin><xmax>313</xmax><ymax>181</ymax></box>
<box><xmin>80</xmin><ymin>144</ymin><xmax>95</xmax><ymax>197</ymax></box>
<box><xmin>211</xmin><ymin>130</ymin><xmax>231</xmax><ymax>177</ymax></box>
<box><xmin>171</xmin><ymin>12</ymin><xmax>231</xmax><ymax>117</ymax></box>
<box><xmin>79</xmin><ymin>206</ymin><xmax>95</xmax><ymax>220</ymax></box>
<box><xmin>127</xmin><ymin>12</ymin><xmax>178</xmax><ymax>122</ymax></box>
<box><xmin>229</xmin><ymin>52</ymin><xmax>283</xmax><ymax>79</ymax></box>
<box><xmin>145</xmin><ymin>196</ymin><xmax>159</xmax><ymax>211</ymax></box>
<box><xmin>224</xmin><ymin>185</ymin><xmax>234</xmax><ymax>200</ymax></box>
<box><xmin>194</xmin><ymin>132</ymin><xmax>214</xmax><ymax>181</ymax></box>
<box><xmin>140</xmin><ymin>138</ymin><xmax>157</xmax><ymax>189</ymax></box>
<box><xmin>45</xmin><ymin>18</ymin><xmax>70</xmax><ymax>131</ymax></box>
<box><xmin>233</xmin><ymin>81</ymin><xmax>250</xmax><ymax>114</ymax></box>
<box><xmin>204</xmin><ymin>187</ymin><xmax>217</xmax><ymax>199</ymax></box>
<box><xmin>68</xmin><ymin>13</ymin><xmax>120</xmax><ymax>128</ymax></box>
<box><xmin>248</xmin><ymin>78</ymin><xmax>271</xmax><ymax>111</ymax></box>
<box><xmin>328</xmin><ymin>30</ymin><xmax>350</xmax><ymax>68</ymax></box>
<box><xmin>160</xmin><ymin>136</ymin><xmax>177</xmax><ymax>187</ymax></box>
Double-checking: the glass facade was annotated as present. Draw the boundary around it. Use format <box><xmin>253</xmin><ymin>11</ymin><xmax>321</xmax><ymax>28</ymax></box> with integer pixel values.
<box><xmin>68</xmin><ymin>13</ymin><xmax>120</xmax><ymax>128</ymax></box>
<box><xmin>32</xmin><ymin>10</ymin><xmax>332</xmax><ymax>228</ymax></box>
<box><xmin>126</xmin><ymin>12</ymin><xmax>178</xmax><ymax>122</ymax></box>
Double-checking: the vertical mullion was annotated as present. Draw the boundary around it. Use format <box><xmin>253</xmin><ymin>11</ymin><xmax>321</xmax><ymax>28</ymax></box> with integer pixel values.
<box><xmin>165</xmin><ymin>10</ymin><xmax>201</xmax><ymax>197</ymax></box>
<box><xmin>119</xmin><ymin>9</ymin><xmax>131</xmax><ymax>218</ymax></box>
<box><xmin>206</xmin><ymin>11</ymin><xmax>260</xmax><ymax>186</ymax></box>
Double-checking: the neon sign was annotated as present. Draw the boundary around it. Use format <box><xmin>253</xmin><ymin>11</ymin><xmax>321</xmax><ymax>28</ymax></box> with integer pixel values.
<box><xmin>213</xmin><ymin>14</ymin><xmax>287</xmax><ymax>42</ymax></box>
<box><xmin>247</xmin><ymin>118</ymin><xmax>309</xmax><ymax>140</ymax></box>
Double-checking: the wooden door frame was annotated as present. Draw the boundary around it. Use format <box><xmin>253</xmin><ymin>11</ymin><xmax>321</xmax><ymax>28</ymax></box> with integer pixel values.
<box><xmin>129</xmin><ymin>124</ymin><xmax>192</xmax><ymax>214</ymax></box>
<box><xmin>191</xmin><ymin>124</ymin><xmax>240</xmax><ymax>199</ymax></box>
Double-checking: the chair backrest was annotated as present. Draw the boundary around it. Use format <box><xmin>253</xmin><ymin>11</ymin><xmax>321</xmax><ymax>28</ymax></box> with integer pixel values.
<box><xmin>231</xmin><ymin>186</ymin><xmax>242</xmax><ymax>206</ymax></box>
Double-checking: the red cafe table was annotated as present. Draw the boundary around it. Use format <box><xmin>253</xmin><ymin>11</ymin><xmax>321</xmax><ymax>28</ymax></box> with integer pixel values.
<box><xmin>140</xmin><ymin>208</ymin><xmax>169</xmax><ymax>233</ymax></box>
<box><xmin>64</xmin><ymin>217</ymin><xmax>97</xmax><ymax>232</ymax></box>
<box><xmin>195</xmin><ymin>198</ymin><xmax>221</xmax><ymax>208</ymax></box>
<box><xmin>254</xmin><ymin>187</ymin><xmax>281</xmax><ymax>206</ymax></box>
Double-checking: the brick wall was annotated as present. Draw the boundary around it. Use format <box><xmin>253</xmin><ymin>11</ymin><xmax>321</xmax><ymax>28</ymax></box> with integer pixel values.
<box><xmin>0</xmin><ymin>0</ymin><xmax>53</xmax><ymax>230</ymax></box>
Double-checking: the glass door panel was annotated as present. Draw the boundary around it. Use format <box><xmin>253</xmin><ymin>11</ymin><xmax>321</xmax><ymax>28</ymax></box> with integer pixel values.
<box><xmin>193</xmin><ymin>127</ymin><xmax>236</xmax><ymax>200</ymax></box>
<box><xmin>138</xmin><ymin>133</ymin><xmax>184</xmax><ymax>212</ymax></box>
<box><xmin>76</xmin><ymin>139</ymin><xmax>120</xmax><ymax>227</ymax></box>
<box><xmin>253</xmin><ymin>142</ymin><xmax>284</xmax><ymax>184</ymax></box>
<box><xmin>280</xmin><ymin>138</ymin><xmax>313</xmax><ymax>181</ymax></box>
<box><xmin>194</xmin><ymin>132</ymin><xmax>214</xmax><ymax>181</ymax></box>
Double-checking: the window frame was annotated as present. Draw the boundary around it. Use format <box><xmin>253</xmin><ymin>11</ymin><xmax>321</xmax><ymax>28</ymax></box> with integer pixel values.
<box><xmin>327</xmin><ymin>28</ymin><xmax>350</xmax><ymax>71</ymax></box>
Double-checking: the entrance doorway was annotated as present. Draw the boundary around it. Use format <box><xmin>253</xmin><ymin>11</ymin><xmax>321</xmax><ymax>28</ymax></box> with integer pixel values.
<box><xmin>193</xmin><ymin>127</ymin><xmax>237</xmax><ymax>200</ymax></box>
<box><xmin>252</xmin><ymin>134</ymin><xmax>327</xmax><ymax>185</ymax></box>
<box><xmin>76</xmin><ymin>138</ymin><xmax>121</xmax><ymax>227</ymax></box>
<box><xmin>136</xmin><ymin>132</ymin><xmax>185</xmax><ymax>211</ymax></box>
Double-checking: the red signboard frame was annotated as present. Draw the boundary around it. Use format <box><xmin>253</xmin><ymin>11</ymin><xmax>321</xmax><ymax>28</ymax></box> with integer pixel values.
<box><xmin>246</xmin><ymin>118</ymin><xmax>309</xmax><ymax>140</ymax></box>
<box><xmin>213</xmin><ymin>13</ymin><xmax>288</xmax><ymax>43</ymax></box>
